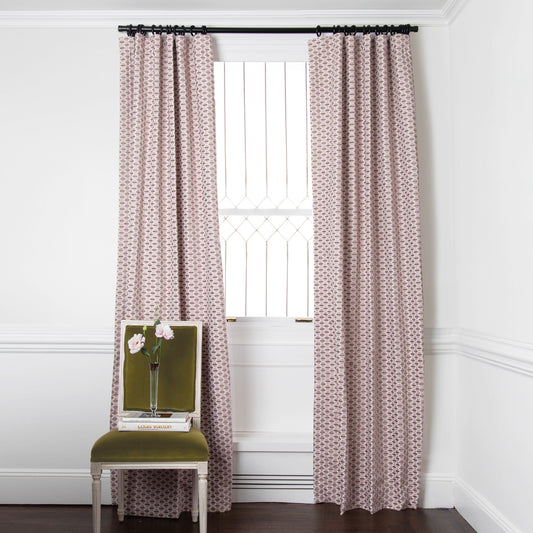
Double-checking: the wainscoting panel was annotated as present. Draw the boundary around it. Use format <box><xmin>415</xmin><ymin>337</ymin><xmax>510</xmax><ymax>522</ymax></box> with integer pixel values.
<box><xmin>0</xmin><ymin>469</ymin><xmax>112</xmax><ymax>505</ymax></box>
<box><xmin>454</xmin><ymin>333</ymin><xmax>533</xmax><ymax>533</ymax></box>
<box><xmin>1</xmin><ymin>322</ymin><xmax>530</xmax><ymax>527</ymax></box>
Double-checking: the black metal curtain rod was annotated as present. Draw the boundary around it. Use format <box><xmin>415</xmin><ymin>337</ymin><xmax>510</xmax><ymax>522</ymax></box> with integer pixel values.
<box><xmin>118</xmin><ymin>24</ymin><xmax>418</xmax><ymax>37</ymax></box>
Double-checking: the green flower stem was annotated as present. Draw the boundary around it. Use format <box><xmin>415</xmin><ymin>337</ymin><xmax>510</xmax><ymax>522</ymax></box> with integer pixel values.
<box><xmin>140</xmin><ymin>347</ymin><xmax>151</xmax><ymax>364</ymax></box>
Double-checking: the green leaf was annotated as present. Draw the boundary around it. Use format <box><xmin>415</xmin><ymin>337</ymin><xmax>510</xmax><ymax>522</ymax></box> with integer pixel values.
<box><xmin>154</xmin><ymin>319</ymin><xmax>161</xmax><ymax>327</ymax></box>
<box><xmin>141</xmin><ymin>347</ymin><xmax>150</xmax><ymax>358</ymax></box>
<box><xmin>152</xmin><ymin>338</ymin><xmax>162</xmax><ymax>354</ymax></box>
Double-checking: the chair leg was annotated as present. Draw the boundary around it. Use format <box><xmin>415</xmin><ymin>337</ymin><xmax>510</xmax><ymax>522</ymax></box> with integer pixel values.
<box><xmin>198</xmin><ymin>463</ymin><xmax>208</xmax><ymax>533</ymax></box>
<box><xmin>91</xmin><ymin>463</ymin><xmax>102</xmax><ymax>533</ymax></box>
<box><xmin>117</xmin><ymin>470</ymin><xmax>125</xmax><ymax>522</ymax></box>
<box><xmin>191</xmin><ymin>469</ymin><xmax>199</xmax><ymax>522</ymax></box>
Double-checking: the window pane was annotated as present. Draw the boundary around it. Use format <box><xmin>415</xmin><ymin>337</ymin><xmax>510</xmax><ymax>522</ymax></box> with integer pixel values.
<box><xmin>216</xmin><ymin>62</ymin><xmax>313</xmax><ymax>318</ymax></box>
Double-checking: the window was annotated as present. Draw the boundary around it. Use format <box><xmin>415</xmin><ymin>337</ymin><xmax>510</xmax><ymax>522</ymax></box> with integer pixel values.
<box><xmin>214</xmin><ymin>62</ymin><xmax>313</xmax><ymax>318</ymax></box>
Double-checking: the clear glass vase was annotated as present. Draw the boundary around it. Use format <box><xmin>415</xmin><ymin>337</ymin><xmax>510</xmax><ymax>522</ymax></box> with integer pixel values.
<box><xmin>149</xmin><ymin>362</ymin><xmax>160</xmax><ymax>417</ymax></box>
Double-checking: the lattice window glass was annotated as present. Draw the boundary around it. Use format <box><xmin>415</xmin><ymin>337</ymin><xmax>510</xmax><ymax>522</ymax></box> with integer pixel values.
<box><xmin>214</xmin><ymin>62</ymin><xmax>313</xmax><ymax>318</ymax></box>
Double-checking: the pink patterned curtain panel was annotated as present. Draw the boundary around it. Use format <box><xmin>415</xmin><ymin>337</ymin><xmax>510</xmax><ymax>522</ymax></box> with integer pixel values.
<box><xmin>309</xmin><ymin>33</ymin><xmax>424</xmax><ymax>514</ymax></box>
<box><xmin>111</xmin><ymin>33</ymin><xmax>232</xmax><ymax>517</ymax></box>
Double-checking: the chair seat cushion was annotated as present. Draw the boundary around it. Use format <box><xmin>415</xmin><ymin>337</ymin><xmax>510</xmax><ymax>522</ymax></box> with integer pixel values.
<box><xmin>91</xmin><ymin>428</ymin><xmax>208</xmax><ymax>463</ymax></box>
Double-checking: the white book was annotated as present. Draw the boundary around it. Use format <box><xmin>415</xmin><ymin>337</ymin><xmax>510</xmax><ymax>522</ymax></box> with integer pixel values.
<box><xmin>120</xmin><ymin>411</ymin><xmax>191</xmax><ymax>423</ymax></box>
<box><xmin>118</xmin><ymin>418</ymin><xmax>192</xmax><ymax>432</ymax></box>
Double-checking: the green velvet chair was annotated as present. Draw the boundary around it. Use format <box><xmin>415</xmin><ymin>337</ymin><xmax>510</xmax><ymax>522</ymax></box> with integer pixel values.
<box><xmin>90</xmin><ymin>320</ymin><xmax>207</xmax><ymax>533</ymax></box>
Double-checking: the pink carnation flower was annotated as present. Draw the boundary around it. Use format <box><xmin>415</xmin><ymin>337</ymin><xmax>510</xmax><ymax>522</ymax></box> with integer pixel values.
<box><xmin>155</xmin><ymin>323</ymin><xmax>174</xmax><ymax>340</ymax></box>
<box><xmin>128</xmin><ymin>333</ymin><xmax>145</xmax><ymax>354</ymax></box>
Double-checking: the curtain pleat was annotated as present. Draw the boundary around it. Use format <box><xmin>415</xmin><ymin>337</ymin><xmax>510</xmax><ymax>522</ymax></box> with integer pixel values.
<box><xmin>309</xmin><ymin>33</ymin><xmax>424</xmax><ymax>514</ymax></box>
<box><xmin>111</xmin><ymin>33</ymin><xmax>232</xmax><ymax>518</ymax></box>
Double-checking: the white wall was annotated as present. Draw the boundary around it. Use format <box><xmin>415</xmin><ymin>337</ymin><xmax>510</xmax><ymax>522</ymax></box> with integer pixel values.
<box><xmin>0</xmin><ymin>28</ymin><xmax>120</xmax><ymax>328</ymax></box>
<box><xmin>450</xmin><ymin>1</ymin><xmax>533</xmax><ymax>531</ymax></box>
<box><xmin>0</xmin><ymin>20</ymin><xmax>456</xmax><ymax>508</ymax></box>
<box><xmin>414</xmin><ymin>26</ymin><xmax>455</xmax><ymax>332</ymax></box>
<box><xmin>412</xmin><ymin>26</ymin><xmax>457</xmax><ymax>497</ymax></box>
<box><xmin>451</xmin><ymin>0</ymin><xmax>533</xmax><ymax>343</ymax></box>
<box><xmin>0</xmin><ymin>26</ymin><xmax>120</xmax><ymax>503</ymax></box>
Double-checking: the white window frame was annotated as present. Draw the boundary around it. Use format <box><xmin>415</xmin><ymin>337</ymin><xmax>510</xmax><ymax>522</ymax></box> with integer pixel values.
<box><xmin>215</xmin><ymin>35</ymin><xmax>313</xmax><ymax>343</ymax></box>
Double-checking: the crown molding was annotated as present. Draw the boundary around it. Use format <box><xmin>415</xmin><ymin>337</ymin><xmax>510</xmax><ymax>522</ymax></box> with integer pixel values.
<box><xmin>0</xmin><ymin>9</ymin><xmax>453</xmax><ymax>29</ymax></box>
<box><xmin>441</xmin><ymin>0</ymin><xmax>470</xmax><ymax>24</ymax></box>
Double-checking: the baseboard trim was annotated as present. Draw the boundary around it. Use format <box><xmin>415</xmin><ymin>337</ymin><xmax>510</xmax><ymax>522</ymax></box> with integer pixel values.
<box><xmin>421</xmin><ymin>473</ymin><xmax>455</xmax><ymax>508</ymax></box>
<box><xmin>454</xmin><ymin>477</ymin><xmax>521</xmax><ymax>533</ymax></box>
<box><xmin>0</xmin><ymin>467</ymin><xmax>455</xmax><ymax>508</ymax></box>
<box><xmin>2</xmin><ymin>467</ymin><xmax>520</xmax><ymax>531</ymax></box>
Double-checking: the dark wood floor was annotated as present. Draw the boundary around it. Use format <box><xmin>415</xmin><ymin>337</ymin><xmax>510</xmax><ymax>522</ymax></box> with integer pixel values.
<box><xmin>0</xmin><ymin>503</ymin><xmax>476</xmax><ymax>533</ymax></box>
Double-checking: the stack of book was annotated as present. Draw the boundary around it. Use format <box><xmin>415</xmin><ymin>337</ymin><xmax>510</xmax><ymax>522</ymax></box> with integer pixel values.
<box><xmin>118</xmin><ymin>411</ymin><xmax>191</xmax><ymax>432</ymax></box>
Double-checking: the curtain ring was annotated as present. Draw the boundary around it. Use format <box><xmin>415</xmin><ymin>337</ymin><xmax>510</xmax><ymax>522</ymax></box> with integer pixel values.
<box><xmin>315</xmin><ymin>25</ymin><xmax>322</xmax><ymax>37</ymax></box>
<box><xmin>201</xmin><ymin>25</ymin><xmax>207</xmax><ymax>35</ymax></box>
<box><xmin>190</xmin><ymin>25</ymin><xmax>197</xmax><ymax>36</ymax></box>
<box><xmin>137</xmin><ymin>24</ymin><xmax>145</xmax><ymax>36</ymax></box>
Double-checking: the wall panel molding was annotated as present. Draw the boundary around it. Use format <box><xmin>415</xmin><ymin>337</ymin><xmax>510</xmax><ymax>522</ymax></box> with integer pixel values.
<box><xmin>0</xmin><ymin>468</ymin><xmax>112</xmax><ymax>505</ymax></box>
<box><xmin>424</xmin><ymin>327</ymin><xmax>533</xmax><ymax>377</ymax></box>
<box><xmin>2</xmin><ymin>324</ymin><xmax>531</xmax><ymax>375</ymax></box>
<box><xmin>0</xmin><ymin>326</ymin><xmax>113</xmax><ymax>355</ymax></box>
<box><xmin>424</xmin><ymin>327</ymin><xmax>456</xmax><ymax>356</ymax></box>
<box><xmin>456</xmin><ymin>329</ymin><xmax>533</xmax><ymax>377</ymax></box>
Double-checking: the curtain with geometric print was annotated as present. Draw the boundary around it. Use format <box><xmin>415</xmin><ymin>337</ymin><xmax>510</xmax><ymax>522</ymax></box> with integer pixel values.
<box><xmin>110</xmin><ymin>33</ymin><xmax>232</xmax><ymax>518</ymax></box>
<box><xmin>309</xmin><ymin>32</ymin><xmax>424</xmax><ymax>514</ymax></box>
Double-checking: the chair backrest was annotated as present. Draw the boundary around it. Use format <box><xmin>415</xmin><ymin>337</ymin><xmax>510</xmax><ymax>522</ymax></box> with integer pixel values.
<box><xmin>117</xmin><ymin>320</ymin><xmax>203</xmax><ymax>421</ymax></box>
